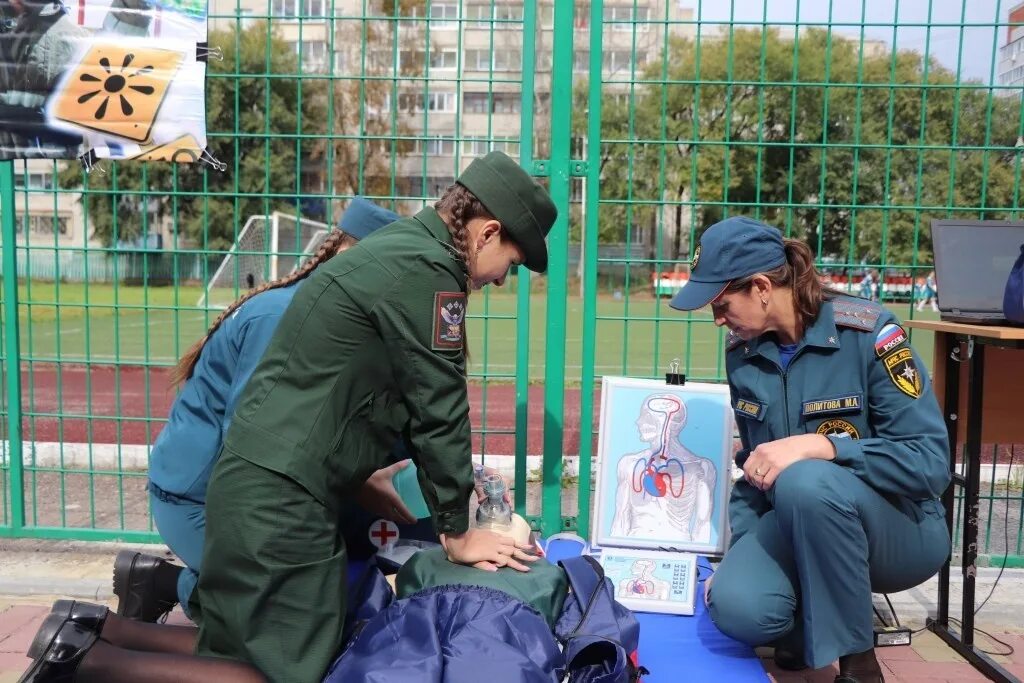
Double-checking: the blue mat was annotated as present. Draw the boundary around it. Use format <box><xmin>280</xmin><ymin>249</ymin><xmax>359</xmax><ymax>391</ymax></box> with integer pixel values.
<box><xmin>542</xmin><ymin>538</ymin><xmax>767</xmax><ymax>683</ymax></box>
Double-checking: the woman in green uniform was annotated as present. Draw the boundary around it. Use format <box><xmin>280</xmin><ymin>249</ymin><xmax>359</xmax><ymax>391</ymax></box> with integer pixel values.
<box><xmin>18</xmin><ymin>151</ymin><xmax>557</xmax><ymax>683</ymax></box>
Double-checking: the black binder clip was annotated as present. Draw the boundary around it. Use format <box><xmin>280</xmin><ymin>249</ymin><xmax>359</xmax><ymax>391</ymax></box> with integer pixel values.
<box><xmin>78</xmin><ymin>148</ymin><xmax>99</xmax><ymax>174</ymax></box>
<box><xmin>665</xmin><ymin>358</ymin><xmax>685</xmax><ymax>386</ymax></box>
<box><xmin>196</xmin><ymin>43</ymin><xmax>223</xmax><ymax>62</ymax></box>
<box><xmin>198</xmin><ymin>147</ymin><xmax>227</xmax><ymax>172</ymax></box>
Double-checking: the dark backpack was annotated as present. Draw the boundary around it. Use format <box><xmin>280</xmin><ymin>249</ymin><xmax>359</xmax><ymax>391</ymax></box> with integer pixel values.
<box><xmin>1004</xmin><ymin>244</ymin><xmax>1024</xmax><ymax>325</ymax></box>
<box><xmin>325</xmin><ymin>555</ymin><xmax>646</xmax><ymax>683</ymax></box>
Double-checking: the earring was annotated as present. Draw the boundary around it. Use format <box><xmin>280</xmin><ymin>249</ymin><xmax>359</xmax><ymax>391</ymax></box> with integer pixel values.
<box><xmin>761</xmin><ymin>298</ymin><xmax>768</xmax><ymax>309</ymax></box>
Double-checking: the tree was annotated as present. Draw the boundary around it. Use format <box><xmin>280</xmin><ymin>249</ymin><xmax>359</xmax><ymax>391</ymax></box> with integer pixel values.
<box><xmin>588</xmin><ymin>27</ymin><xmax>1023</xmax><ymax>266</ymax></box>
<box><xmin>60</xmin><ymin>22</ymin><xmax>326</xmax><ymax>251</ymax></box>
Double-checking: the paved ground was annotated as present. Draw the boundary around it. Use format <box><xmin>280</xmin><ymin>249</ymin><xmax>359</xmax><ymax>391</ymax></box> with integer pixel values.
<box><xmin>1</xmin><ymin>539</ymin><xmax>1023</xmax><ymax>682</ymax></box>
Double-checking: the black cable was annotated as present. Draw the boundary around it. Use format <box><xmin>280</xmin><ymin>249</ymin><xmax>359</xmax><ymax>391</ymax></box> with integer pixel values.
<box><xmin>946</xmin><ymin>617</ymin><xmax>1015</xmax><ymax>657</ymax></box>
<box><xmin>873</xmin><ymin>605</ymin><xmax>891</xmax><ymax>628</ymax></box>
<box><xmin>882</xmin><ymin>593</ymin><xmax>901</xmax><ymax>627</ymax></box>
<box><xmin>892</xmin><ymin>448</ymin><xmax>1018</xmax><ymax>647</ymax></box>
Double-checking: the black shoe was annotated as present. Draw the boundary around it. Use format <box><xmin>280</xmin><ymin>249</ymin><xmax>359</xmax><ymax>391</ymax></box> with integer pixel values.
<box><xmin>112</xmin><ymin>550</ymin><xmax>181</xmax><ymax>622</ymax></box>
<box><xmin>773</xmin><ymin>646</ymin><xmax>808</xmax><ymax>671</ymax></box>
<box><xmin>835</xmin><ymin>648</ymin><xmax>885</xmax><ymax>683</ymax></box>
<box><xmin>19</xmin><ymin>614</ymin><xmax>97</xmax><ymax>682</ymax></box>
<box><xmin>49</xmin><ymin>600</ymin><xmax>109</xmax><ymax>634</ymax></box>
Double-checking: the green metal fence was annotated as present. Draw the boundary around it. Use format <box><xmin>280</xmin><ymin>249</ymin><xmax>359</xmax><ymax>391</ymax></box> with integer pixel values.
<box><xmin>1</xmin><ymin>0</ymin><xmax>1022</xmax><ymax>562</ymax></box>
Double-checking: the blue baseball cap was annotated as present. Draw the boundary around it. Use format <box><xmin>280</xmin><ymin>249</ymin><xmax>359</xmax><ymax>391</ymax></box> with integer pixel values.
<box><xmin>669</xmin><ymin>216</ymin><xmax>787</xmax><ymax>311</ymax></box>
<box><xmin>338</xmin><ymin>196</ymin><xmax>400</xmax><ymax>240</ymax></box>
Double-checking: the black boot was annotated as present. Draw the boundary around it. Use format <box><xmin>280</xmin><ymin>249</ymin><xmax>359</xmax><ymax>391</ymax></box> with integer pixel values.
<box><xmin>19</xmin><ymin>614</ymin><xmax>97</xmax><ymax>682</ymax></box>
<box><xmin>835</xmin><ymin>648</ymin><xmax>885</xmax><ymax>683</ymax></box>
<box><xmin>112</xmin><ymin>550</ymin><xmax>182</xmax><ymax>622</ymax></box>
<box><xmin>773</xmin><ymin>646</ymin><xmax>808</xmax><ymax>671</ymax></box>
<box><xmin>49</xmin><ymin>600</ymin><xmax>109</xmax><ymax>634</ymax></box>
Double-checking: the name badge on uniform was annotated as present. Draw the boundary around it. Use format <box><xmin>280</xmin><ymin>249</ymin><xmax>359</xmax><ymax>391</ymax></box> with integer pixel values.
<box><xmin>432</xmin><ymin>292</ymin><xmax>466</xmax><ymax>350</ymax></box>
<box><xmin>801</xmin><ymin>393</ymin><xmax>862</xmax><ymax>417</ymax></box>
<box><xmin>733</xmin><ymin>397</ymin><xmax>766</xmax><ymax>421</ymax></box>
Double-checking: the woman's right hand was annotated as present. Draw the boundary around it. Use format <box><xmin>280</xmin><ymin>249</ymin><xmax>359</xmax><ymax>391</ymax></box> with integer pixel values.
<box><xmin>440</xmin><ymin>528</ymin><xmax>537</xmax><ymax>572</ymax></box>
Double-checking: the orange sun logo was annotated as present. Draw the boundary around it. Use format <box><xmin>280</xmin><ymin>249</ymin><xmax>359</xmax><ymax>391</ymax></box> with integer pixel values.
<box><xmin>53</xmin><ymin>44</ymin><xmax>185</xmax><ymax>143</ymax></box>
<box><xmin>77</xmin><ymin>53</ymin><xmax>156</xmax><ymax>120</ymax></box>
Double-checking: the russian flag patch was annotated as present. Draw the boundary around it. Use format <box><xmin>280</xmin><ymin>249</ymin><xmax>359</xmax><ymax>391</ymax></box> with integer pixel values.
<box><xmin>874</xmin><ymin>323</ymin><xmax>907</xmax><ymax>357</ymax></box>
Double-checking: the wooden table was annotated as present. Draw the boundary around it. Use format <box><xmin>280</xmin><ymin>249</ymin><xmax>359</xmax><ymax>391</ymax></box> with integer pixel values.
<box><xmin>905</xmin><ymin>320</ymin><xmax>1024</xmax><ymax>683</ymax></box>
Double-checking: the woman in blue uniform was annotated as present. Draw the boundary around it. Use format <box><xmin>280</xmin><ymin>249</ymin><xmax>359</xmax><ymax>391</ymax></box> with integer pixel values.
<box><xmin>112</xmin><ymin>198</ymin><xmax>413</xmax><ymax>625</ymax></box>
<box><xmin>670</xmin><ymin>217</ymin><xmax>950</xmax><ymax>683</ymax></box>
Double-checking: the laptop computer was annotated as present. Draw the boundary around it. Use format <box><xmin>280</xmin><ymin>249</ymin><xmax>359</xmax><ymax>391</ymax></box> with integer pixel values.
<box><xmin>931</xmin><ymin>219</ymin><xmax>1024</xmax><ymax>325</ymax></box>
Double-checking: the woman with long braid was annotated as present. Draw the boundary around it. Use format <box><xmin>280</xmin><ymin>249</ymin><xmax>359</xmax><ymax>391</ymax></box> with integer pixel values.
<box><xmin>18</xmin><ymin>153</ymin><xmax>557</xmax><ymax>683</ymax></box>
<box><xmin>107</xmin><ymin>198</ymin><xmax>410</xmax><ymax>627</ymax></box>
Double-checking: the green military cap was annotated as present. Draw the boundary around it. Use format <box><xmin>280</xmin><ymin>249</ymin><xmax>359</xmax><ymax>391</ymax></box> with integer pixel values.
<box><xmin>455</xmin><ymin>151</ymin><xmax>558</xmax><ymax>273</ymax></box>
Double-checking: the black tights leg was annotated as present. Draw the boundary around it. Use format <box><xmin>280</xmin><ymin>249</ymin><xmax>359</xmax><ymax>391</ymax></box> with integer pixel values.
<box><xmin>76</xmin><ymin>640</ymin><xmax>266</xmax><ymax>682</ymax></box>
<box><xmin>99</xmin><ymin>614</ymin><xmax>197</xmax><ymax>655</ymax></box>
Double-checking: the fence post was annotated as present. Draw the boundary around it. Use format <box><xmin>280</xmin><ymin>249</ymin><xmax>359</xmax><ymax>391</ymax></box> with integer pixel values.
<box><xmin>0</xmin><ymin>160</ymin><xmax>25</xmax><ymax>532</ymax></box>
<box><xmin>576</xmin><ymin>0</ymin><xmax>604</xmax><ymax>540</ymax></box>
<box><xmin>539</xmin><ymin>0</ymin><xmax>575</xmax><ymax>535</ymax></box>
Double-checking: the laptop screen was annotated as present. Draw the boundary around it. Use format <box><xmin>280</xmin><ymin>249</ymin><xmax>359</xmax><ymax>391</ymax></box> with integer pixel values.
<box><xmin>932</xmin><ymin>220</ymin><xmax>1024</xmax><ymax>314</ymax></box>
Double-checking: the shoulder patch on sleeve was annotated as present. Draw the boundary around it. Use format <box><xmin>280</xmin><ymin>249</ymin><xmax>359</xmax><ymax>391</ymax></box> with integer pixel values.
<box><xmin>832</xmin><ymin>299</ymin><xmax>882</xmax><ymax>332</ymax></box>
<box><xmin>882</xmin><ymin>347</ymin><xmax>923</xmax><ymax>398</ymax></box>
<box><xmin>874</xmin><ymin>323</ymin><xmax>908</xmax><ymax>357</ymax></box>
<box><xmin>432</xmin><ymin>292</ymin><xmax>466</xmax><ymax>350</ymax></box>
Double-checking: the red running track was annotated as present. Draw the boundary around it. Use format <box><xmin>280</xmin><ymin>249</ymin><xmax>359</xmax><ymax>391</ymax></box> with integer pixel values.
<box><xmin>4</xmin><ymin>364</ymin><xmax>1018</xmax><ymax>463</ymax></box>
<box><xmin>6</xmin><ymin>364</ymin><xmax>593</xmax><ymax>456</ymax></box>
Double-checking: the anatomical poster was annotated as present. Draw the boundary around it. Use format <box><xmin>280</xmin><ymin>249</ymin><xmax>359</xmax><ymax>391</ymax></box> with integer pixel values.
<box><xmin>593</xmin><ymin>376</ymin><xmax>735</xmax><ymax>555</ymax></box>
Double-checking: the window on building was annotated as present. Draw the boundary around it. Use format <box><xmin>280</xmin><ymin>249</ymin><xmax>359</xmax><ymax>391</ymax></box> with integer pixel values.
<box><xmin>272</xmin><ymin>0</ymin><xmax>324</xmax><ymax>18</ymax></box>
<box><xmin>540</xmin><ymin>4</ymin><xmax>553</xmax><ymax>28</ymax></box>
<box><xmin>604</xmin><ymin>5</ymin><xmax>649</xmax><ymax>31</ymax></box>
<box><xmin>467</xmin><ymin>4</ymin><xmax>491</xmax><ymax>27</ymax></box>
<box><xmin>465</xmin><ymin>48</ymin><xmax>521</xmax><ymax>72</ymax></box>
<box><xmin>427</xmin><ymin>176</ymin><xmax>456</xmax><ymax>195</ymax></box>
<box><xmin>492</xmin><ymin>92</ymin><xmax>519</xmax><ymax>113</ymax></box>
<box><xmin>412</xmin><ymin>137</ymin><xmax>457</xmax><ymax>156</ymax></box>
<box><xmin>398</xmin><ymin>92</ymin><xmax>456</xmax><ymax>113</ymax></box>
<box><xmin>428</xmin><ymin>3</ymin><xmax>458</xmax><ymax>28</ymax></box>
<box><xmin>574</xmin><ymin>50</ymin><xmax>589</xmax><ymax>72</ymax></box>
<box><xmin>462</xmin><ymin>92</ymin><xmax>519</xmax><ymax>114</ymax></box>
<box><xmin>493</xmin><ymin>48</ymin><xmax>521</xmax><ymax>71</ymax></box>
<box><xmin>293</xmin><ymin>41</ymin><xmax>327</xmax><ymax>72</ymax></box>
<box><xmin>28</xmin><ymin>215</ymin><xmax>69</xmax><ymax>235</ymax></box>
<box><xmin>14</xmin><ymin>172</ymin><xmax>55</xmax><ymax>190</ymax></box>
<box><xmin>430</xmin><ymin>49</ymin><xmax>458</xmax><ymax>69</ymax></box>
<box><xmin>603</xmin><ymin>49</ymin><xmax>643</xmax><ymax>72</ymax></box>
<box><xmin>462</xmin><ymin>137</ymin><xmax>519</xmax><ymax>157</ymax></box>
<box><xmin>494</xmin><ymin>4</ymin><xmax>523</xmax><ymax>24</ymax></box>
<box><xmin>464</xmin><ymin>92</ymin><xmax>490</xmax><ymax>113</ymax></box>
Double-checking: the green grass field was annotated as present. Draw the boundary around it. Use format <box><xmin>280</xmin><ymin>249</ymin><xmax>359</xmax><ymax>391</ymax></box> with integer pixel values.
<box><xmin>3</xmin><ymin>281</ymin><xmax>941</xmax><ymax>382</ymax></box>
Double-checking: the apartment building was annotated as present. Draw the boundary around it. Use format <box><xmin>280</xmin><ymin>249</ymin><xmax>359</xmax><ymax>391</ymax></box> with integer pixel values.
<box><xmin>998</xmin><ymin>2</ymin><xmax>1024</xmax><ymax>91</ymax></box>
<box><xmin>208</xmin><ymin>0</ymin><xmax>695</xmax><ymax>203</ymax></box>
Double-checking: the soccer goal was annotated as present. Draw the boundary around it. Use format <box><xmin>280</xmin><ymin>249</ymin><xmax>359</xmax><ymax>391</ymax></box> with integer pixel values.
<box><xmin>197</xmin><ymin>212</ymin><xmax>331</xmax><ymax>309</ymax></box>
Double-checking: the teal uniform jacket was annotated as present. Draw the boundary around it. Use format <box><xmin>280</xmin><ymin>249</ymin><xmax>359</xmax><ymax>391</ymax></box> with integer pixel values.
<box><xmin>195</xmin><ymin>208</ymin><xmax>475</xmax><ymax>682</ymax></box>
<box><xmin>727</xmin><ymin>295</ymin><xmax>950</xmax><ymax>546</ymax></box>
<box><xmin>710</xmin><ymin>295</ymin><xmax>951</xmax><ymax>668</ymax></box>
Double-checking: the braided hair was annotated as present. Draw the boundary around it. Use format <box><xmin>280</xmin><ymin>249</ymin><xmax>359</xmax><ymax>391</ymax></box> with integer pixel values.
<box><xmin>169</xmin><ymin>230</ymin><xmax>357</xmax><ymax>387</ymax></box>
<box><xmin>434</xmin><ymin>183</ymin><xmax>494</xmax><ymax>275</ymax></box>
<box><xmin>434</xmin><ymin>183</ymin><xmax>498</xmax><ymax>365</ymax></box>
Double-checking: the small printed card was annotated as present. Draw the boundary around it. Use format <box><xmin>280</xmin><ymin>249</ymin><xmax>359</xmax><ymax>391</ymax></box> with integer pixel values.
<box><xmin>599</xmin><ymin>547</ymin><xmax>698</xmax><ymax>616</ymax></box>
